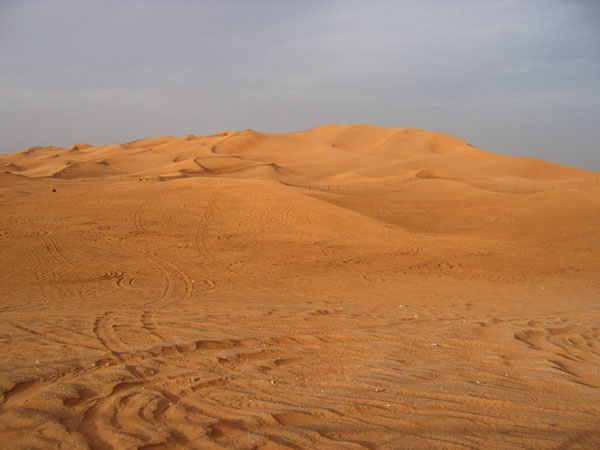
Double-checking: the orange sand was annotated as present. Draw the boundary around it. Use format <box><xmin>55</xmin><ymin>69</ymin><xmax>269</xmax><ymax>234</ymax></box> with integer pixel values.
<box><xmin>0</xmin><ymin>124</ymin><xmax>599</xmax><ymax>449</ymax></box>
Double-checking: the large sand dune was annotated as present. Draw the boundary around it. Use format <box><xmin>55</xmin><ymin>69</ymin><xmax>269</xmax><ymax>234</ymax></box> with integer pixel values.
<box><xmin>0</xmin><ymin>124</ymin><xmax>599</xmax><ymax>449</ymax></box>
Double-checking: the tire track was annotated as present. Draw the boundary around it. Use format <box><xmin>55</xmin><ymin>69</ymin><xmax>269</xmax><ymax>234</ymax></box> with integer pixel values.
<box><xmin>133</xmin><ymin>204</ymin><xmax>146</xmax><ymax>234</ymax></box>
<box><xmin>192</xmin><ymin>190</ymin><xmax>239</xmax><ymax>291</ymax></box>
<box><xmin>41</xmin><ymin>233</ymin><xmax>76</xmax><ymax>267</ymax></box>
<box><xmin>134</xmin><ymin>252</ymin><xmax>192</xmax><ymax>308</ymax></box>
<box><xmin>4</xmin><ymin>324</ymin><xmax>600</xmax><ymax>449</ymax></box>
<box><xmin>141</xmin><ymin>310</ymin><xmax>165</xmax><ymax>342</ymax></box>
<box><xmin>194</xmin><ymin>192</ymin><xmax>219</xmax><ymax>263</ymax></box>
<box><xmin>93</xmin><ymin>311</ymin><xmax>127</xmax><ymax>355</ymax></box>
<box><xmin>23</xmin><ymin>245</ymin><xmax>60</xmax><ymax>302</ymax></box>
<box><xmin>9</xmin><ymin>321</ymin><xmax>103</xmax><ymax>352</ymax></box>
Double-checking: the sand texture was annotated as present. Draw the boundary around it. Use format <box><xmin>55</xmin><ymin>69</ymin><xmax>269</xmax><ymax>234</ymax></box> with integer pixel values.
<box><xmin>0</xmin><ymin>124</ymin><xmax>599</xmax><ymax>449</ymax></box>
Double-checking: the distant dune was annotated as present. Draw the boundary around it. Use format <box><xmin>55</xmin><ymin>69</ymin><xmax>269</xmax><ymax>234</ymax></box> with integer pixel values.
<box><xmin>0</xmin><ymin>124</ymin><xmax>599</xmax><ymax>449</ymax></box>
<box><xmin>1</xmin><ymin>124</ymin><xmax>592</xmax><ymax>183</ymax></box>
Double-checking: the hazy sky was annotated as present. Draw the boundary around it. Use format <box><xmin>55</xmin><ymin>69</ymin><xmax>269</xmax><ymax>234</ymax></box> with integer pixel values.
<box><xmin>1</xmin><ymin>1</ymin><xmax>599</xmax><ymax>169</ymax></box>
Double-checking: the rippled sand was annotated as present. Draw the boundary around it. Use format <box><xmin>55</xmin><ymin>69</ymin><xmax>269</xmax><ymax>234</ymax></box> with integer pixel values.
<box><xmin>1</xmin><ymin>125</ymin><xmax>599</xmax><ymax>449</ymax></box>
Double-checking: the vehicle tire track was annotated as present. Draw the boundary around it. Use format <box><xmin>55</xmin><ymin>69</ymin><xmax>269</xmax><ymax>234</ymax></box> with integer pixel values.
<box><xmin>93</xmin><ymin>311</ymin><xmax>127</xmax><ymax>355</ymax></box>
<box><xmin>133</xmin><ymin>204</ymin><xmax>146</xmax><ymax>234</ymax></box>
<box><xmin>41</xmin><ymin>233</ymin><xmax>76</xmax><ymax>267</ymax></box>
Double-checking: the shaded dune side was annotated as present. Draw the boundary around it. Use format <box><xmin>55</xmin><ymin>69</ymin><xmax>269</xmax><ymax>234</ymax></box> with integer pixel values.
<box><xmin>415</xmin><ymin>168</ymin><xmax>465</xmax><ymax>181</ymax></box>
<box><xmin>53</xmin><ymin>162</ymin><xmax>119</xmax><ymax>179</ymax></box>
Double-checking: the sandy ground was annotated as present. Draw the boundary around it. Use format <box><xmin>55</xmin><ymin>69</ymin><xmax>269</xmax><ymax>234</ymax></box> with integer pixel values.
<box><xmin>0</xmin><ymin>125</ymin><xmax>599</xmax><ymax>449</ymax></box>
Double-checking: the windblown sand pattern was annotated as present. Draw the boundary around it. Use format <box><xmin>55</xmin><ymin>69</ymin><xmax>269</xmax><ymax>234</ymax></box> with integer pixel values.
<box><xmin>0</xmin><ymin>124</ymin><xmax>599</xmax><ymax>449</ymax></box>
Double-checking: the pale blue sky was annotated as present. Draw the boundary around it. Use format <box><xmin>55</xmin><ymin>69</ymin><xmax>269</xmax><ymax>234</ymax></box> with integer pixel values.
<box><xmin>1</xmin><ymin>1</ymin><xmax>598</xmax><ymax>169</ymax></box>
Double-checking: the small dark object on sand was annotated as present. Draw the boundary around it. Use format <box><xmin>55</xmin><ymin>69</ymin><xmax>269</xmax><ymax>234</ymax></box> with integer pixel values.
<box><xmin>52</xmin><ymin>187</ymin><xmax>56</xmax><ymax>192</ymax></box>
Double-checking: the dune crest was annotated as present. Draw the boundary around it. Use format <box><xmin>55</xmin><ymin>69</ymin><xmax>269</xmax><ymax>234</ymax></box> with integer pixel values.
<box><xmin>1</xmin><ymin>125</ymin><xmax>594</xmax><ymax>186</ymax></box>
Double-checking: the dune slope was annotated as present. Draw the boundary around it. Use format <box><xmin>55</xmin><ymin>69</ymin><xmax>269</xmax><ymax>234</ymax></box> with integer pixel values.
<box><xmin>0</xmin><ymin>125</ymin><xmax>599</xmax><ymax>449</ymax></box>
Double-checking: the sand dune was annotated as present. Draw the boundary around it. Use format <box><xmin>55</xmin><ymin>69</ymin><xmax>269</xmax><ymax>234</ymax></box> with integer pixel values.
<box><xmin>2</xmin><ymin>124</ymin><xmax>594</xmax><ymax>185</ymax></box>
<box><xmin>0</xmin><ymin>124</ymin><xmax>599</xmax><ymax>449</ymax></box>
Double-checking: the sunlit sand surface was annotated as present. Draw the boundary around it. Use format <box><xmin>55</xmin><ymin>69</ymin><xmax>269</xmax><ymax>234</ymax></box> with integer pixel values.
<box><xmin>1</xmin><ymin>124</ymin><xmax>599</xmax><ymax>449</ymax></box>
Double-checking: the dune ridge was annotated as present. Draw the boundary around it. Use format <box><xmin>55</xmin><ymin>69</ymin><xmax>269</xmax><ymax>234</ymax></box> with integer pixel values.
<box><xmin>2</xmin><ymin>124</ymin><xmax>593</xmax><ymax>185</ymax></box>
<box><xmin>0</xmin><ymin>124</ymin><xmax>599</xmax><ymax>449</ymax></box>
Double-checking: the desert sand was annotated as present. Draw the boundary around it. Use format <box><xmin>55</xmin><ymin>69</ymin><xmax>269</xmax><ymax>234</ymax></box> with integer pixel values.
<box><xmin>0</xmin><ymin>124</ymin><xmax>599</xmax><ymax>449</ymax></box>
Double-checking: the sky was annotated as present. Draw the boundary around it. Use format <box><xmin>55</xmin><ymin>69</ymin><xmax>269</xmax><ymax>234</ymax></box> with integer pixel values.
<box><xmin>1</xmin><ymin>0</ymin><xmax>599</xmax><ymax>169</ymax></box>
